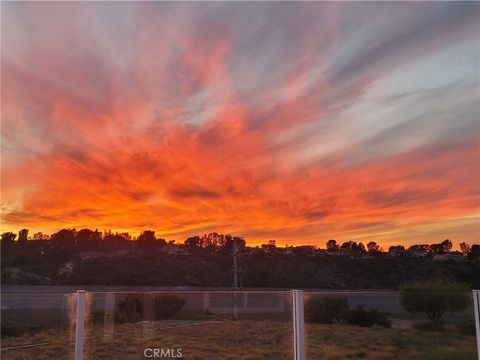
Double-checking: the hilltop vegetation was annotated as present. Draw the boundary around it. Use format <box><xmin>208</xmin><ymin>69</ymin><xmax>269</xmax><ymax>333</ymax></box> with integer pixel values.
<box><xmin>1</xmin><ymin>229</ymin><xmax>479</xmax><ymax>288</ymax></box>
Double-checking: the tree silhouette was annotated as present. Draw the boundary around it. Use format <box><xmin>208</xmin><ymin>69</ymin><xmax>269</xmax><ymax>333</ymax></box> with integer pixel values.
<box><xmin>76</xmin><ymin>228</ymin><xmax>102</xmax><ymax>251</ymax></box>
<box><xmin>137</xmin><ymin>230</ymin><xmax>166</xmax><ymax>250</ymax></box>
<box><xmin>341</xmin><ymin>241</ymin><xmax>366</xmax><ymax>253</ymax></box>
<box><xmin>32</xmin><ymin>232</ymin><xmax>49</xmax><ymax>241</ymax></box>
<box><xmin>18</xmin><ymin>229</ymin><xmax>29</xmax><ymax>244</ymax></box>
<box><xmin>51</xmin><ymin>229</ymin><xmax>76</xmax><ymax>251</ymax></box>
<box><xmin>341</xmin><ymin>241</ymin><xmax>356</xmax><ymax>251</ymax></box>
<box><xmin>184</xmin><ymin>233</ymin><xmax>245</xmax><ymax>253</ymax></box>
<box><xmin>469</xmin><ymin>244</ymin><xmax>480</xmax><ymax>261</ymax></box>
<box><xmin>185</xmin><ymin>236</ymin><xmax>202</xmax><ymax>248</ymax></box>
<box><xmin>220</xmin><ymin>235</ymin><xmax>246</xmax><ymax>253</ymax></box>
<box><xmin>357</xmin><ymin>242</ymin><xmax>366</xmax><ymax>253</ymax></box>
<box><xmin>367</xmin><ymin>241</ymin><xmax>380</xmax><ymax>253</ymax></box>
<box><xmin>459</xmin><ymin>242</ymin><xmax>471</xmax><ymax>256</ymax></box>
<box><xmin>1</xmin><ymin>232</ymin><xmax>17</xmax><ymax>243</ymax></box>
<box><xmin>1</xmin><ymin>232</ymin><xmax>17</xmax><ymax>251</ymax></box>
<box><xmin>430</xmin><ymin>239</ymin><xmax>452</xmax><ymax>254</ymax></box>
<box><xmin>138</xmin><ymin>230</ymin><xmax>156</xmax><ymax>242</ymax></box>
<box><xmin>261</xmin><ymin>240</ymin><xmax>277</xmax><ymax>252</ymax></box>
<box><xmin>326</xmin><ymin>239</ymin><xmax>339</xmax><ymax>252</ymax></box>
<box><xmin>400</xmin><ymin>282</ymin><xmax>471</xmax><ymax>330</ymax></box>
<box><xmin>102</xmin><ymin>231</ymin><xmax>132</xmax><ymax>251</ymax></box>
<box><xmin>202</xmin><ymin>232</ymin><xmax>224</xmax><ymax>248</ymax></box>
<box><xmin>388</xmin><ymin>245</ymin><xmax>405</xmax><ymax>255</ymax></box>
<box><xmin>407</xmin><ymin>244</ymin><xmax>430</xmax><ymax>256</ymax></box>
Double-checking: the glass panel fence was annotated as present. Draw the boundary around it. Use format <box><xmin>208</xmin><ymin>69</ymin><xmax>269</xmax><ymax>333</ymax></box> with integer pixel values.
<box><xmin>304</xmin><ymin>290</ymin><xmax>478</xmax><ymax>360</ymax></box>
<box><xmin>1</xmin><ymin>292</ymin><xmax>76</xmax><ymax>359</ymax></box>
<box><xmin>83</xmin><ymin>291</ymin><xmax>294</xmax><ymax>360</ymax></box>
<box><xmin>2</xmin><ymin>290</ymin><xmax>477</xmax><ymax>359</ymax></box>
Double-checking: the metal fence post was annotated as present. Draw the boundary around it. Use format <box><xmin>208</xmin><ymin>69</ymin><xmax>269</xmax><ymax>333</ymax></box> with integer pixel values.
<box><xmin>75</xmin><ymin>290</ymin><xmax>86</xmax><ymax>360</ymax></box>
<box><xmin>292</xmin><ymin>290</ymin><xmax>305</xmax><ymax>360</ymax></box>
<box><xmin>473</xmin><ymin>290</ymin><xmax>480</xmax><ymax>360</ymax></box>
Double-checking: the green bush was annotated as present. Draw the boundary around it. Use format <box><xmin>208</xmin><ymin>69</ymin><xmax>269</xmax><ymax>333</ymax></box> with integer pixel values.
<box><xmin>115</xmin><ymin>293</ymin><xmax>144</xmax><ymax>324</ymax></box>
<box><xmin>305</xmin><ymin>295</ymin><xmax>390</xmax><ymax>327</ymax></box>
<box><xmin>345</xmin><ymin>305</ymin><xmax>391</xmax><ymax>328</ymax></box>
<box><xmin>154</xmin><ymin>293</ymin><xmax>185</xmax><ymax>319</ymax></box>
<box><xmin>400</xmin><ymin>281</ymin><xmax>471</xmax><ymax>331</ymax></box>
<box><xmin>114</xmin><ymin>293</ymin><xmax>185</xmax><ymax>323</ymax></box>
<box><xmin>305</xmin><ymin>296</ymin><xmax>349</xmax><ymax>324</ymax></box>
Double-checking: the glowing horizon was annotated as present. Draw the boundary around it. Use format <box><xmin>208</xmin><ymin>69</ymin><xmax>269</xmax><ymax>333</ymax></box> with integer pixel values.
<box><xmin>1</xmin><ymin>2</ymin><xmax>479</xmax><ymax>248</ymax></box>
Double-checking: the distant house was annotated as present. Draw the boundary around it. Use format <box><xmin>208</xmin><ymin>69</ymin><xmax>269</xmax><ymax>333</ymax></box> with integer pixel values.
<box><xmin>432</xmin><ymin>251</ymin><xmax>465</xmax><ymax>262</ymax></box>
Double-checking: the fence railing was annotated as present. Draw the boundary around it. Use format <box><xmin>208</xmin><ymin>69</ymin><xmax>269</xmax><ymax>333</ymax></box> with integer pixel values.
<box><xmin>1</xmin><ymin>289</ymin><xmax>479</xmax><ymax>360</ymax></box>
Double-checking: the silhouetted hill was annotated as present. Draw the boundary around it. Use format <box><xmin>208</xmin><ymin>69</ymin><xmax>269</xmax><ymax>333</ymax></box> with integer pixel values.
<box><xmin>2</xmin><ymin>241</ymin><xmax>479</xmax><ymax>289</ymax></box>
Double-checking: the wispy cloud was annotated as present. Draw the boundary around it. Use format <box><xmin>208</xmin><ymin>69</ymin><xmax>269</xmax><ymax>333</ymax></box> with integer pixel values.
<box><xmin>1</xmin><ymin>2</ymin><xmax>479</xmax><ymax>246</ymax></box>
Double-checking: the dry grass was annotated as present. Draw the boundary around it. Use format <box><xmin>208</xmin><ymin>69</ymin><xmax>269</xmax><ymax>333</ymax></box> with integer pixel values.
<box><xmin>1</xmin><ymin>320</ymin><xmax>477</xmax><ymax>360</ymax></box>
<box><xmin>305</xmin><ymin>323</ymin><xmax>476</xmax><ymax>360</ymax></box>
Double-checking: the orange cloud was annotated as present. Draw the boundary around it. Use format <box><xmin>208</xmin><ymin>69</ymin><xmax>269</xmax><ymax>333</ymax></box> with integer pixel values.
<box><xmin>1</xmin><ymin>2</ymin><xmax>479</xmax><ymax>248</ymax></box>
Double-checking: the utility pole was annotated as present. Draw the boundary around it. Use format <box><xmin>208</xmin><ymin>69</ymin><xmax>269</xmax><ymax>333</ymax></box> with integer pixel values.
<box><xmin>233</xmin><ymin>238</ymin><xmax>239</xmax><ymax>320</ymax></box>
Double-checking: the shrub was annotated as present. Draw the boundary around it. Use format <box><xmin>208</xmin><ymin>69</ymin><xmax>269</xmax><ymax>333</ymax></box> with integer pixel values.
<box><xmin>400</xmin><ymin>281</ymin><xmax>471</xmax><ymax>331</ymax></box>
<box><xmin>91</xmin><ymin>310</ymin><xmax>105</xmax><ymax>324</ymax></box>
<box><xmin>115</xmin><ymin>293</ymin><xmax>144</xmax><ymax>324</ymax></box>
<box><xmin>345</xmin><ymin>305</ymin><xmax>391</xmax><ymax>328</ymax></box>
<box><xmin>114</xmin><ymin>293</ymin><xmax>185</xmax><ymax>323</ymax></box>
<box><xmin>412</xmin><ymin>320</ymin><xmax>446</xmax><ymax>332</ymax></box>
<box><xmin>0</xmin><ymin>322</ymin><xmax>55</xmax><ymax>339</ymax></box>
<box><xmin>305</xmin><ymin>296</ymin><xmax>349</xmax><ymax>324</ymax></box>
<box><xmin>1</xmin><ymin>322</ymin><xmax>24</xmax><ymax>338</ymax></box>
<box><xmin>421</xmin><ymin>348</ymin><xmax>477</xmax><ymax>360</ymax></box>
<box><xmin>389</xmin><ymin>331</ymin><xmax>410</xmax><ymax>349</ymax></box>
<box><xmin>455</xmin><ymin>318</ymin><xmax>476</xmax><ymax>335</ymax></box>
<box><xmin>91</xmin><ymin>310</ymin><xmax>116</xmax><ymax>324</ymax></box>
<box><xmin>154</xmin><ymin>293</ymin><xmax>185</xmax><ymax>319</ymax></box>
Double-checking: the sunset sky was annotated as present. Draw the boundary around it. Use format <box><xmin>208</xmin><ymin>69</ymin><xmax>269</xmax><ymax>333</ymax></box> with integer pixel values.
<box><xmin>1</xmin><ymin>2</ymin><xmax>479</xmax><ymax>248</ymax></box>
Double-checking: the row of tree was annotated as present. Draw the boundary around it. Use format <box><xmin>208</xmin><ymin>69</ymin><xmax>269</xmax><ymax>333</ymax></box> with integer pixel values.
<box><xmin>0</xmin><ymin>229</ymin><xmax>244</xmax><ymax>253</ymax></box>
<box><xmin>185</xmin><ymin>233</ymin><xmax>245</xmax><ymax>253</ymax></box>
<box><xmin>1</xmin><ymin>228</ymin><xmax>478</xmax><ymax>258</ymax></box>
<box><xmin>326</xmin><ymin>238</ymin><xmax>479</xmax><ymax>257</ymax></box>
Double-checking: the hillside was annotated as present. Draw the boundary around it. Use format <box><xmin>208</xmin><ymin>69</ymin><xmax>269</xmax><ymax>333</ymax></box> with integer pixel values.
<box><xmin>2</xmin><ymin>241</ymin><xmax>479</xmax><ymax>289</ymax></box>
